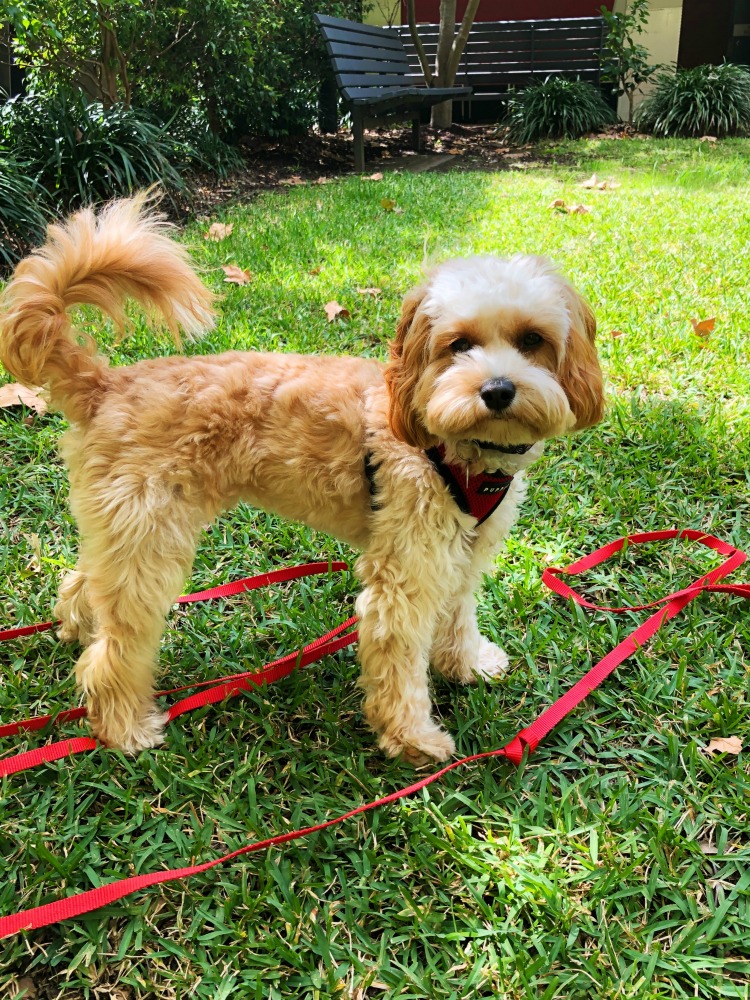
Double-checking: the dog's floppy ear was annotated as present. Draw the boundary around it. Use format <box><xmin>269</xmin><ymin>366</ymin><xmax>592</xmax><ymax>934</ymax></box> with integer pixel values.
<box><xmin>559</xmin><ymin>282</ymin><xmax>604</xmax><ymax>431</ymax></box>
<box><xmin>384</xmin><ymin>284</ymin><xmax>435</xmax><ymax>449</ymax></box>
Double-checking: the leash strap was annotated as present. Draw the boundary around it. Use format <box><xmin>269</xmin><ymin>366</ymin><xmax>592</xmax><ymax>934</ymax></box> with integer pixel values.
<box><xmin>0</xmin><ymin>530</ymin><xmax>747</xmax><ymax>938</ymax></box>
<box><xmin>0</xmin><ymin>561</ymin><xmax>350</xmax><ymax>745</ymax></box>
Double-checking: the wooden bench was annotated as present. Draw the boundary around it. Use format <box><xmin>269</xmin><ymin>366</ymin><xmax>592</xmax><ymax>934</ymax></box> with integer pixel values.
<box><xmin>314</xmin><ymin>13</ymin><xmax>472</xmax><ymax>171</ymax></box>
<box><xmin>387</xmin><ymin>16</ymin><xmax>607</xmax><ymax>118</ymax></box>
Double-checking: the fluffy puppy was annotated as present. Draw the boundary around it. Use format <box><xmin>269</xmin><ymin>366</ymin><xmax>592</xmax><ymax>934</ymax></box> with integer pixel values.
<box><xmin>0</xmin><ymin>195</ymin><xmax>603</xmax><ymax>764</ymax></box>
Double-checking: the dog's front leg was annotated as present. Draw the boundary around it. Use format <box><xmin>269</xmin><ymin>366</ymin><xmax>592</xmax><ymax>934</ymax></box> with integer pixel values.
<box><xmin>355</xmin><ymin>534</ymin><xmax>469</xmax><ymax>764</ymax></box>
<box><xmin>430</xmin><ymin>590</ymin><xmax>508</xmax><ymax>684</ymax></box>
<box><xmin>431</xmin><ymin>517</ymin><xmax>513</xmax><ymax>684</ymax></box>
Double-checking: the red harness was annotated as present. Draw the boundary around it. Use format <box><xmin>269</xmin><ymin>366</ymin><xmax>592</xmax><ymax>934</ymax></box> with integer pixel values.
<box><xmin>365</xmin><ymin>445</ymin><xmax>515</xmax><ymax>524</ymax></box>
<box><xmin>426</xmin><ymin>445</ymin><xmax>514</xmax><ymax>524</ymax></box>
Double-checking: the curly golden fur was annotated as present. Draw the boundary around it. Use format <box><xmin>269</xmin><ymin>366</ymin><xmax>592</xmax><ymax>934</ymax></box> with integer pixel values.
<box><xmin>0</xmin><ymin>195</ymin><xmax>604</xmax><ymax>764</ymax></box>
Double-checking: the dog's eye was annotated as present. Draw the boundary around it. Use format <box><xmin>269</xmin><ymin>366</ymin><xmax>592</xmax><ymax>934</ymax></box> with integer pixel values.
<box><xmin>450</xmin><ymin>338</ymin><xmax>473</xmax><ymax>354</ymax></box>
<box><xmin>520</xmin><ymin>331</ymin><xmax>544</xmax><ymax>350</ymax></box>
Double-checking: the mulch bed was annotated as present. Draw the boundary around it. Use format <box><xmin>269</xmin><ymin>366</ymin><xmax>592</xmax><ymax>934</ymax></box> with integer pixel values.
<box><xmin>183</xmin><ymin>121</ymin><xmax>642</xmax><ymax>217</ymax></box>
<box><xmin>184</xmin><ymin>124</ymin><xmax>517</xmax><ymax>215</ymax></box>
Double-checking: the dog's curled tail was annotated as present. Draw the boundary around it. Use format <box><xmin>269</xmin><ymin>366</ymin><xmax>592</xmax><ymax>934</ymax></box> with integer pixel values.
<box><xmin>0</xmin><ymin>192</ymin><xmax>216</xmax><ymax>423</ymax></box>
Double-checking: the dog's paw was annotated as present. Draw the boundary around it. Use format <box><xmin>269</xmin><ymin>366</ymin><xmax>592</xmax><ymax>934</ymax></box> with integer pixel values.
<box><xmin>57</xmin><ymin>620</ymin><xmax>81</xmax><ymax>644</ymax></box>
<box><xmin>55</xmin><ymin>572</ymin><xmax>95</xmax><ymax>645</ymax></box>
<box><xmin>92</xmin><ymin>708</ymin><xmax>168</xmax><ymax>754</ymax></box>
<box><xmin>379</xmin><ymin>724</ymin><xmax>455</xmax><ymax>766</ymax></box>
<box><xmin>473</xmin><ymin>638</ymin><xmax>509</xmax><ymax>681</ymax></box>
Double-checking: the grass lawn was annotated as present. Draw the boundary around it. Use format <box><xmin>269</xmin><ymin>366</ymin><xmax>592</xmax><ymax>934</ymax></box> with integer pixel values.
<box><xmin>1</xmin><ymin>138</ymin><xmax>749</xmax><ymax>999</ymax></box>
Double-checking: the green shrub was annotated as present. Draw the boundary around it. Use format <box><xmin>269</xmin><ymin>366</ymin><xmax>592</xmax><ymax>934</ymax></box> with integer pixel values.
<box><xmin>635</xmin><ymin>63</ymin><xmax>750</xmax><ymax>137</ymax></box>
<box><xmin>0</xmin><ymin>150</ymin><xmax>49</xmax><ymax>270</ymax></box>
<box><xmin>6</xmin><ymin>0</ymin><xmax>362</xmax><ymax>139</ymax></box>
<box><xmin>0</xmin><ymin>90</ymin><xmax>186</xmax><ymax>207</ymax></box>
<box><xmin>164</xmin><ymin>107</ymin><xmax>245</xmax><ymax>178</ymax></box>
<box><xmin>503</xmin><ymin>77</ymin><xmax>617</xmax><ymax>143</ymax></box>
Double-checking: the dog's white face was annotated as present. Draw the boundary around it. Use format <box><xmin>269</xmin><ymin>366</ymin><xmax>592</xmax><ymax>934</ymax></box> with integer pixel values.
<box><xmin>385</xmin><ymin>255</ymin><xmax>604</xmax><ymax>459</ymax></box>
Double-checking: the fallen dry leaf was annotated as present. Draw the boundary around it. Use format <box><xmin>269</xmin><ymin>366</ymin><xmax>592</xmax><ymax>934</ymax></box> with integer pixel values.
<box><xmin>25</xmin><ymin>533</ymin><xmax>42</xmax><ymax>573</ymax></box>
<box><xmin>367</xmin><ymin>172</ymin><xmax>383</xmax><ymax>181</ymax></box>
<box><xmin>221</xmin><ymin>265</ymin><xmax>252</xmax><ymax>286</ymax></box>
<box><xmin>316</xmin><ymin>176</ymin><xmax>330</xmax><ymax>184</ymax></box>
<box><xmin>324</xmin><ymin>300</ymin><xmax>350</xmax><ymax>322</ymax></box>
<box><xmin>12</xmin><ymin>978</ymin><xmax>37</xmax><ymax>999</ymax></box>
<box><xmin>356</xmin><ymin>287</ymin><xmax>382</xmax><ymax>297</ymax></box>
<box><xmin>548</xmin><ymin>199</ymin><xmax>592</xmax><ymax>215</ymax></box>
<box><xmin>315</xmin><ymin>200</ymin><xmax>323</xmax><ymax>212</ymax></box>
<box><xmin>581</xmin><ymin>173</ymin><xmax>620</xmax><ymax>191</ymax></box>
<box><xmin>0</xmin><ymin>383</ymin><xmax>47</xmax><ymax>413</ymax></box>
<box><xmin>698</xmin><ymin>839</ymin><xmax>718</xmax><ymax>855</ymax></box>
<box><xmin>699</xmin><ymin>135</ymin><xmax>718</xmax><ymax>143</ymax></box>
<box><xmin>309</xmin><ymin>266</ymin><xmax>323</xmax><ymax>275</ymax></box>
<box><xmin>610</xmin><ymin>329</ymin><xmax>625</xmax><ymax>339</ymax></box>
<box><xmin>205</xmin><ymin>222</ymin><xmax>234</xmax><ymax>242</ymax></box>
<box><xmin>690</xmin><ymin>316</ymin><xmax>716</xmax><ymax>337</ymax></box>
<box><xmin>706</xmin><ymin>736</ymin><xmax>742</xmax><ymax>755</ymax></box>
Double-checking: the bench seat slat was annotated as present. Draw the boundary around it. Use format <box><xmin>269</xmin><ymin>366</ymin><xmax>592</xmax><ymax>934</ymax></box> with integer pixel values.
<box><xmin>344</xmin><ymin>86</ymin><xmax>471</xmax><ymax>107</ymax></box>
<box><xmin>331</xmin><ymin>55</ymin><xmax>410</xmax><ymax>70</ymax></box>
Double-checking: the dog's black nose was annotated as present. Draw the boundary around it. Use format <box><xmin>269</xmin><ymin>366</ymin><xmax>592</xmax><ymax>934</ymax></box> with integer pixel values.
<box><xmin>480</xmin><ymin>378</ymin><xmax>516</xmax><ymax>412</ymax></box>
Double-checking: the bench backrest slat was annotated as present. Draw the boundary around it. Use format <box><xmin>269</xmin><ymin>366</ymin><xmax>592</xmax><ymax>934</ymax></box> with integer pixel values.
<box><xmin>319</xmin><ymin>25</ymin><xmax>405</xmax><ymax>52</ymax></box>
<box><xmin>386</xmin><ymin>15</ymin><xmax>606</xmax><ymax>97</ymax></box>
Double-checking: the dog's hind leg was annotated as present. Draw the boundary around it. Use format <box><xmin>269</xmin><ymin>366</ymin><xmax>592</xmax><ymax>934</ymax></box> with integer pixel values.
<box><xmin>71</xmin><ymin>487</ymin><xmax>202</xmax><ymax>753</ymax></box>
<box><xmin>56</xmin><ymin>567</ymin><xmax>96</xmax><ymax>645</ymax></box>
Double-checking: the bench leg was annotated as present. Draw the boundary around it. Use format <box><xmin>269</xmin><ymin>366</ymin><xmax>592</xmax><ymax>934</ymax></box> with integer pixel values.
<box><xmin>412</xmin><ymin>117</ymin><xmax>422</xmax><ymax>153</ymax></box>
<box><xmin>352</xmin><ymin>110</ymin><xmax>365</xmax><ymax>172</ymax></box>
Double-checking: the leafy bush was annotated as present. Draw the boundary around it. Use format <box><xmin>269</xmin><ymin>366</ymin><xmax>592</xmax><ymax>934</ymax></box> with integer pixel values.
<box><xmin>163</xmin><ymin>107</ymin><xmax>244</xmax><ymax>178</ymax></box>
<box><xmin>0</xmin><ymin>150</ymin><xmax>49</xmax><ymax>269</ymax></box>
<box><xmin>0</xmin><ymin>91</ymin><xmax>186</xmax><ymax>207</ymax></box>
<box><xmin>599</xmin><ymin>0</ymin><xmax>661</xmax><ymax>123</ymax></box>
<box><xmin>635</xmin><ymin>63</ymin><xmax>750</xmax><ymax>137</ymax></box>
<box><xmin>5</xmin><ymin>0</ymin><xmax>362</xmax><ymax>138</ymax></box>
<box><xmin>503</xmin><ymin>77</ymin><xmax>616</xmax><ymax>143</ymax></box>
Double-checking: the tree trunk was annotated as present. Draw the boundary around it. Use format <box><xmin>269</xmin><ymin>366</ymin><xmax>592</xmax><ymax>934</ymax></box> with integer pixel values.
<box><xmin>429</xmin><ymin>0</ymin><xmax>482</xmax><ymax>128</ymax></box>
<box><xmin>99</xmin><ymin>24</ymin><xmax>119</xmax><ymax>105</ymax></box>
<box><xmin>430</xmin><ymin>99</ymin><xmax>453</xmax><ymax>128</ymax></box>
<box><xmin>432</xmin><ymin>0</ymin><xmax>456</xmax><ymax>126</ymax></box>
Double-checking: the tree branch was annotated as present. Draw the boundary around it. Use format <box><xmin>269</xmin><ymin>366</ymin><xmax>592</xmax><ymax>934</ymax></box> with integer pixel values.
<box><xmin>405</xmin><ymin>0</ymin><xmax>433</xmax><ymax>86</ymax></box>
<box><xmin>447</xmin><ymin>0</ymin><xmax>481</xmax><ymax>81</ymax></box>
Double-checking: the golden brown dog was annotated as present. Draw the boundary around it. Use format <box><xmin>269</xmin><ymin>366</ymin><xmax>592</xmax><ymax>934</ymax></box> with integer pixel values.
<box><xmin>0</xmin><ymin>195</ymin><xmax>603</xmax><ymax>763</ymax></box>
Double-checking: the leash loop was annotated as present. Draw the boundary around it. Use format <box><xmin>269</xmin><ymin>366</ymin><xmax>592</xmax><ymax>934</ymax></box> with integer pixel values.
<box><xmin>0</xmin><ymin>530</ymin><xmax>747</xmax><ymax>938</ymax></box>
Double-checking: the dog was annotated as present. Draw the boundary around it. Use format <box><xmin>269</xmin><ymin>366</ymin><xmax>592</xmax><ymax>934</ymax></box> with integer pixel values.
<box><xmin>0</xmin><ymin>194</ymin><xmax>604</xmax><ymax>764</ymax></box>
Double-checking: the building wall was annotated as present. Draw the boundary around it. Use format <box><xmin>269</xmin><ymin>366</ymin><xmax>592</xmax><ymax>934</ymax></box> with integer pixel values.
<box><xmin>366</xmin><ymin>1</ymin><xmax>613</xmax><ymax>27</ymax></box>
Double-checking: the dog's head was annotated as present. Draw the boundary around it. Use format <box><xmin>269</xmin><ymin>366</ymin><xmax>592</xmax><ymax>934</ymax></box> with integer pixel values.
<box><xmin>384</xmin><ymin>255</ymin><xmax>604</xmax><ymax>452</ymax></box>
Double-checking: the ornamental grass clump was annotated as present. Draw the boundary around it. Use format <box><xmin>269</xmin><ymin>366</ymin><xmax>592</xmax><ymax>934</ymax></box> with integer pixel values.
<box><xmin>503</xmin><ymin>76</ymin><xmax>616</xmax><ymax>143</ymax></box>
<box><xmin>0</xmin><ymin>90</ymin><xmax>186</xmax><ymax>207</ymax></box>
<box><xmin>0</xmin><ymin>150</ymin><xmax>49</xmax><ymax>269</ymax></box>
<box><xmin>635</xmin><ymin>63</ymin><xmax>750</xmax><ymax>137</ymax></box>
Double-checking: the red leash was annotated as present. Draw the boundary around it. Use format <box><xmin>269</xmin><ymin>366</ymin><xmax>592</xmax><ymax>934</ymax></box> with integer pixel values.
<box><xmin>0</xmin><ymin>530</ymin><xmax>747</xmax><ymax>939</ymax></box>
